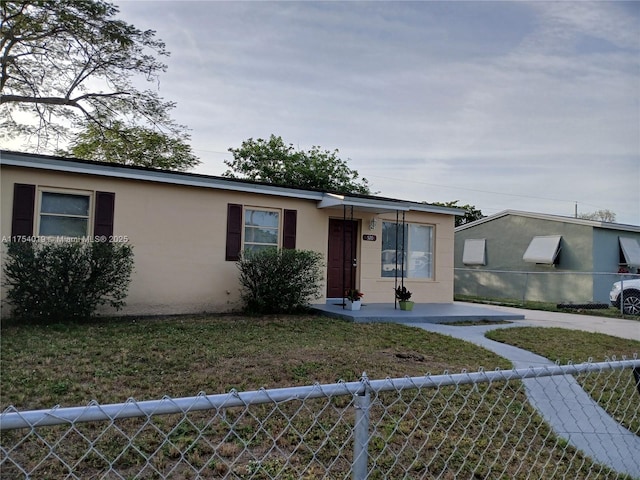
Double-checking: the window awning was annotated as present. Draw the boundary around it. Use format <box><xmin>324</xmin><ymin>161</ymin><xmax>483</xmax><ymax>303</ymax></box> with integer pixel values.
<box><xmin>462</xmin><ymin>239</ymin><xmax>486</xmax><ymax>265</ymax></box>
<box><xmin>317</xmin><ymin>193</ymin><xmax>409</xmax><ymax>213</ymax></box>
<box><xmin>619</xmin><ymin>237</ymin><xmax>640</xmax><ymax>267</ymax></box>
<box><xmin>523</xmin><ymin>235</ymin><xmax>562</xmax><ymax>264</ymax></box>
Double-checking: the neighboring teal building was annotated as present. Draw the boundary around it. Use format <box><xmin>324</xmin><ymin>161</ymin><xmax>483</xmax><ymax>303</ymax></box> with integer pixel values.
<box><xmin>454</xmin><ymin>210</ymin><xmax>640</xmax><ymax>304</ymax></box>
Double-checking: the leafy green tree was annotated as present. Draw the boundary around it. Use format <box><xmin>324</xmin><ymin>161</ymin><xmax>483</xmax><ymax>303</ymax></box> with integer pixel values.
<box><xmin>431</xmin><ymin>201</ymin><xmax>485</xmax><ymax>227</ymax></box>
<box><xmin>1</xmin><ymin>0</ymin><xmax>198</xmax><ymax>170</ymax></box>
<box><xmin>63</xmin><ymin>121</ymin><xmax>199</xmax><ymax>170</ymax></box>
<box><xmin>224</xmin><ymin>135</ymin><xmax>372</xmax><ymax>194</ymax></box>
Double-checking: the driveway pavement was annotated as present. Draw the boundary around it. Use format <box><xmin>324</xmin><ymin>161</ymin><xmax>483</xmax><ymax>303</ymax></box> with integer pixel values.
<box><xmin>313</xmin><ymin>300</ymin><xmax>640</xmax><ymax>341</ymax></box>
<box><xmin>463</xmin><ymin>302</ymin><xmax>640</xmax><ymax>341</ymax></box>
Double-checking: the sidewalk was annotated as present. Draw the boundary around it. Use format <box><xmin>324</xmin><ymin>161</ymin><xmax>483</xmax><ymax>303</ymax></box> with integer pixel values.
<box><xmin>406</xmin><ymin>317</ymin><xmax>640</xmax><ymax>478</ymax></box>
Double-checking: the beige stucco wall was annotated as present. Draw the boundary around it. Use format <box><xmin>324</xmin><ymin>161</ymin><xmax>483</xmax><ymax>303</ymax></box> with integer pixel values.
<box><xmin>316</xmin><ymin>208</ymin><xmax>455</xmax><ymax>304</ymax></box>
<box><xmin>357</xmin><ymin>210</ymin><xmax>455</xmax><ymax>304</ymax></box>
<box><xmin>1</xmin><ymin>165</ymin><xmax>456</xmax><ymax>316</ymax></box>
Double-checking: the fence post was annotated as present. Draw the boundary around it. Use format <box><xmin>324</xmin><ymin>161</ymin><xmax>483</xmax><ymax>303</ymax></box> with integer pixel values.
<box><xmin>522</xmin><ymin>272</ymin><xmax>529</xmax><ymax>305</ymax></box>
<box><xmin>620</xmin><ymin>275</ymin><xmax>625</xmax><ymax>315</ymax></box>
<box><xmin>352</xmin><ymin>373</ymin><xmax>370</xmax><ymax>480</ymax></box>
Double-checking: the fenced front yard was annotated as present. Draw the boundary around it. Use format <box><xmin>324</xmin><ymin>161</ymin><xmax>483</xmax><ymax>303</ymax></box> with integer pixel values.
<box><xmin>1</xmin><ymin>315</ymin><xmax>639</xmax><ymax>479</ymax></box>
<box><xmin>2</xmin><ymin>360</ymin><xmax>639</xmax><ymax>479</ymax></box>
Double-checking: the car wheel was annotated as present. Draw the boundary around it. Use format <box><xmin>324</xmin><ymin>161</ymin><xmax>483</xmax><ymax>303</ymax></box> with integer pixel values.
<box><xmin>622</xmin><ymin>293</ymin><xmax>640</xmax><ymax>315</ymax></box>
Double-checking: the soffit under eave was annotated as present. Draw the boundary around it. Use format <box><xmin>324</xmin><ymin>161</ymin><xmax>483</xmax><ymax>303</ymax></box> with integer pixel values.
<box><xmin>316</xmin><ymin>193</ymin><xmax>464</xmax><ymax>216</ymax></box>
<box><xmin>317</xmin><ymin>194</ymin><xmax>410</xmax><ymax>214</ymax></box>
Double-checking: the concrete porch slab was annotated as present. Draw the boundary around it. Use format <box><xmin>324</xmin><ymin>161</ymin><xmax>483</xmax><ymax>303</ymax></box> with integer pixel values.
<box><xmin>311</xmin><ymin>301</ymin><xmax>525</xmax><ymax>323</ymax></box>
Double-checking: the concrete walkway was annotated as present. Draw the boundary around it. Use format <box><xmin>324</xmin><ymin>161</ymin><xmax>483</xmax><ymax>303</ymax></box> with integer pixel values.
<box><xmin>407</xmin><ymin>320</ymin><xmax>640</xmax><ymax>478</ymax></box>
<box><xmin>312</xmin><ymin>301</ymin><xmax>640</xmax><ymax>477</ymax></box>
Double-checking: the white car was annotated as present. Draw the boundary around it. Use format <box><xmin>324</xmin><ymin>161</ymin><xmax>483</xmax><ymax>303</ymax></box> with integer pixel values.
<box><xmin>609</xmin><ymin>278</ymin><xmax>640</xmax><ymax>315</ymax></box>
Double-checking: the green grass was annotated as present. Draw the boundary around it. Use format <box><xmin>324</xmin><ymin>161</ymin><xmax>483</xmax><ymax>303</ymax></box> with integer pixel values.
<box><xmin>487</xmin><ymin>327</ymin><xmax>640</xmax><ymax>435</ymax></box>
<box><xmin>1</xmin><ymin>315</ymin><xmax>637</xmax><ymax>479</ymax></box>
<box><xmin>1</xmin><ymin>315</ymin><xmax>511</xmax><ymax>410</ymax></box>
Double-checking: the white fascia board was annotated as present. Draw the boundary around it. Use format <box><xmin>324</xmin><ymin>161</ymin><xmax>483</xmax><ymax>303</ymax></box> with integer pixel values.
<box><xmin>317</xmin><ymin>193</ymin><xmax>346</xmax><ymax>209</ymax></box>
<box><xmin>0</xmin><ymin>152</ymin><xmax>323</xmax><ymax>201</ymax></box>
<box><xmin>317</xmin><ymin>193</ymin><xmax>464</xmax><ymax>216</ymax></box>
<box><xmin>317</xmin><ymin>193</ymin><xmax>410</xmax><ymax>213</ymax></box>
<box><xmin>1</xmin><ymin>151</ymin><xmax>465</xmax><ymax>216</ymax></box>
<box><xmin>456</xmin><ymin>209</ymin><xmax>640</xmax><ymax>233</ymax></box>
<box><xmin>412</xmin><ymin>204</ymin><xmax>465</xmax><ymax>216</ymax></box>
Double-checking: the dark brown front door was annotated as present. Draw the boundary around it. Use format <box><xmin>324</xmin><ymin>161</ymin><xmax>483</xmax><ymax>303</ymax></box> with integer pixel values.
<box><xmin>327</xmin><ymin>219</ymin><xmax>358</xmax><ymax>298</ymax></box>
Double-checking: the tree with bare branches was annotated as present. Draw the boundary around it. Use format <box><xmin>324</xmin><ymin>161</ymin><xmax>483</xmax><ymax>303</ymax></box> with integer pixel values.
<box><xmin>578</xmin><ymin>209</ymin><xmax>617</xmax><ymax>223</ymax></box>
<box><xmin>1</xmin><ymin>0</ymin><xmax>198</xmax><ymax>170</ymax></box>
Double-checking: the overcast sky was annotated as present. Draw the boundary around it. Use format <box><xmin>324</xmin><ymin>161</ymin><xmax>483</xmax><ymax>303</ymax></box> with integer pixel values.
<box><xmin>115</xmin><ymin>0</ymin><xmax>640</xmax><ymax>225</ymax></box>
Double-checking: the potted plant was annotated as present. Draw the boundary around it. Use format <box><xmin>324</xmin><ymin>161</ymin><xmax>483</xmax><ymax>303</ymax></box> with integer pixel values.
<box><xmin>344</xmin><ymin>288</ymin><xmax>364</xmax><ymax>311</ymax></box>
<box><xmin>395</xmin><ymin>286</ymin><xmax>414</xmax><ymax>311</ymax></box>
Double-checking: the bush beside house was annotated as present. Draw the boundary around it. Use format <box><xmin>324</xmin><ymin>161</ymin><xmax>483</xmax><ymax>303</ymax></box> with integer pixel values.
<box><xmin>3</xmin><ymin>240</ymin><xmax>134</xmax><ymax>322</ymax></box>
<box><xmin>237</xmin><ymin>249</ymin><xmax>323</xmax><ymax>314</ymax></box>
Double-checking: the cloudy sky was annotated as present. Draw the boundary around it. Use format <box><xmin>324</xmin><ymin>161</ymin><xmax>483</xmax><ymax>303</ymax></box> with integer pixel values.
<box><xmin>115</xmin><ymin>1</ymin><xmax>639</xmax><ymax>225</ymax></box>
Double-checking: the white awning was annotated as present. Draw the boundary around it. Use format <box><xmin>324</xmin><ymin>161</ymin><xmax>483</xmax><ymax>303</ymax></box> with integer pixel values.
<box><xmin>619</xmin><ymin>237</ymin><xmax>640</xmax><ymax>267</ymax></box>
<box><xmin>317</xmin><ymin>193</ymin><xmax>409</xmax><ymax>213</ymax></box>
<box><xmin>462</xmin><ymin>239</ymin><xmax>486</xmax><ymax>265</ymax></box>
<box><xmin>316</xmin><ymin>193</ymin><xmax>465</xmax><ymax>215</ymax></box>
<box><xmin>523</xmin><ymin>235</ymin><xmax>562</xmax><ymax>264</ymax></box>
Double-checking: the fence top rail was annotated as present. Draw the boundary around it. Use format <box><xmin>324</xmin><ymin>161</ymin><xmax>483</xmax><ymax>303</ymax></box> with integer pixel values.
<box><xmin>454</xmin><ymin>268</ymin><xmax>640</xmax><ymax>277</ymax></box>
<box><xmin>2</xmin><ymin>358</ymin><xmax>638</xmax><ymax>431</ymax></box>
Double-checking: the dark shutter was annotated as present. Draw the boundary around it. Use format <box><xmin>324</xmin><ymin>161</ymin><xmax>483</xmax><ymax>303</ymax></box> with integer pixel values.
<box><xmin>226</xmin><ymin>203</ymin><xmax>243</xmax><ymax>261</ymax></box>
<box><xmin>283</xmin><ymin>209</ymin><xmax>297</xmax><ymax>250</ymax></box>
<box><xmin>94</xmin><ymin>192</ymin><xmax>115</xmax><ymax>238</ymax></box>
<box><xmin>11</xmin><ymin>184</ymin><xmax>36</xmax><ymax>237</ymax></box>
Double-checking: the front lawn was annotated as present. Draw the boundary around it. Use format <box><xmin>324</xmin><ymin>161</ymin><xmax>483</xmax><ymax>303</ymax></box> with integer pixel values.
<box><xmin>487</xmin><ymin>327</ymin><xmax>640</xmax><ymax>435</ymax></box>
<box><xmin>1</xmin><ymin>315</ymin><xmax>636</xmax><ymax>479</ymax></box>
<box><xmin>1</xmin><ymin>314</ymin><xmax>512</xmax><ymax>410</ymax></box>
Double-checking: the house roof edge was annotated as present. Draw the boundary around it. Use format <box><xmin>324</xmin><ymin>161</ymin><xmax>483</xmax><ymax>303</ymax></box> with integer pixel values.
<box><xmin>1</xmin><ymin>150</ymin><xmax>464</xmax><ymax>217</ymax></box>
<box><xmin>455</xmin><ymin>209</ymin><xmax>640</xmax><ymax>233</ymax></box>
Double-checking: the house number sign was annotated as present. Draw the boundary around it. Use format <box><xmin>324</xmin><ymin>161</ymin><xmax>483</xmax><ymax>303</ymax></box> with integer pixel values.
<box><xmin>362</xmin><ymin>234</ymin><xmax>377</xmax><ymax>241</ymax></box>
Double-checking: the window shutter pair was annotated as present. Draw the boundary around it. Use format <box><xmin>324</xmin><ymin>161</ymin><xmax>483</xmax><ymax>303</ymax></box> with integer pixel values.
<box><xmin>10</xmin><ymin>184</ymin><xmax>115</xmax><ymax>238</ymax></box>
<box><xmin>225</xmin><ymin>204</ymin><xmax>297</xmax><ymax>261</ymax></box>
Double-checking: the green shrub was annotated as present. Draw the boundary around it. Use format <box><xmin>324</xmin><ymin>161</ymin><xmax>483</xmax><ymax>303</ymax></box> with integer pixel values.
<box><xmin>2</xmin><ymin>240</ymin><xmax>134</xmax><ymax>322</ymax></box>
<box><xmin>237</xmin><ymin>249</ymin><xmax>323</xmax><ymax>314</ymax></box>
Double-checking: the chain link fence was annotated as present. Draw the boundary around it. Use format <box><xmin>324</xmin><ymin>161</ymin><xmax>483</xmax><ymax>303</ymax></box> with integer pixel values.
<box><xmin>454</xmin><ymin>269</ymin><xmax>640</xmax><ymax>308</ymax></box>
<box><xmin>2</xmin><ymin>359</ymin><xmax>639</xmax><ymax>479</ymax></box>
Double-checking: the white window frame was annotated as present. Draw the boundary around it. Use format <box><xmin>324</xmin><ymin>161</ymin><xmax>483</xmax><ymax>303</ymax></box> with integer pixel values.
<box><xmin>36</xmin><ymin>188</ymin><xmax>93</xmax><ymax>238</ymax></box>
<box><xmin>243</xmin><ymin>207</ymin><xmax>281</xmax><ymax>252</ymax></box>
<box><xmin>381</xmin><ymin>221</ymin><xmax>434</xmax><ymax>279</ymax></box>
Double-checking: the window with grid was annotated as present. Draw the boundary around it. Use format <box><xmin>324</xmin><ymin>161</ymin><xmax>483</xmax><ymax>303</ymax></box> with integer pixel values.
<box><xmin>244</xmin><ymin>208</ymin><xmax>280</xmax><ymax>252</ymax></box>
<box><xmin>38</xmin><ymin>190</ymin><xmax>91</xmax><ymax>237</ymax></box>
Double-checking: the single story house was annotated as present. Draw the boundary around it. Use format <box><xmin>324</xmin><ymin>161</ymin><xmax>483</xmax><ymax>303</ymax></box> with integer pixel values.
<box><xmin>454</xmin><ymin>210</ymin><xmax>640</xmax><ymax>304</ymax></box>
<box><xmin>1</xmin><ymin>150</ymin><xmax>464</xmax><ymax>317</ymax></box>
